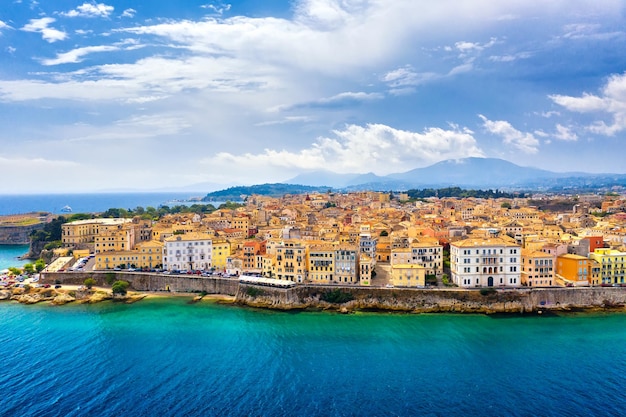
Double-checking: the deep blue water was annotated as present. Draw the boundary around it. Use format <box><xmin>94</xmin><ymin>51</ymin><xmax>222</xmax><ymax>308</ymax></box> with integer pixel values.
<box><xmin>1</xmin><ymin>299</ymin><xmax>625</xmax><ymax>417</ymax></box>
<box><xmin>0</xmin><ymin>192</ymin><xmax>219</xmax><ymax>216</ymax></box>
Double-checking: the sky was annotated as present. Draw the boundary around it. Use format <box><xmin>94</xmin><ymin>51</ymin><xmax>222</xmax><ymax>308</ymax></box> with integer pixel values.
<box><xmin>1</xmin><ymin>0</ymin><xmax>626</xmax><ymax>193</ymax></box>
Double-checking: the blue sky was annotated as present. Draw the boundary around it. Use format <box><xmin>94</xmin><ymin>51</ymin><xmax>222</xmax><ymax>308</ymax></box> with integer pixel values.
<box><xmin>1</xmin><ymin>1</ymin><xmax>626</xmax><ymax>193</ymax></box>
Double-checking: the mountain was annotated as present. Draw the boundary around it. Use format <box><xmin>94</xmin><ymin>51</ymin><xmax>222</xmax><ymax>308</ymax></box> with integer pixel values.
<box><xmin>285</xmin><ymin>171</ymin><xmax>387</xmax><ymax>188</ymax></box>
<box><xmin>281</xmin><ymin>157</ymin><xmax>626</xmax><ymax>191</ymax></box>
<box><xmin>386</xmin><ymin>157</ymin><xmax>563</xmax><ymax>188</ymax></box>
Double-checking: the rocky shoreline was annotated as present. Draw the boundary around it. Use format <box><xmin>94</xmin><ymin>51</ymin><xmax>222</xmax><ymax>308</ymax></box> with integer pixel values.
<box><xmin>0</xmin><ymin>286</ymin><xmax>147</xmax><ymax>306</ymax></box>
<box><xmin>5</xmin><ymin>278</ymin><xmax>626</xmax><ymax>316</ymax></box>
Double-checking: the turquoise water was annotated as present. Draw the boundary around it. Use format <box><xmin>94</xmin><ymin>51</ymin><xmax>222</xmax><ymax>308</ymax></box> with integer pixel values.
<box><xmin>0</xmin><ymin>244</ymin><xmax>29</xmax><ymax>270</ymax></box>
<box><xmin>1</xmin><ymin>299</ymin><xmax>625</xmax><ymax>416</ymax></box>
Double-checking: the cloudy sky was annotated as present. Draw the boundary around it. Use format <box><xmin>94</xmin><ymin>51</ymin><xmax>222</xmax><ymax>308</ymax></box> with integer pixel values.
<box><xmin>1</xmin><ymin>0</ymin><xmax>626</xmax><ymax>193</ymax></box>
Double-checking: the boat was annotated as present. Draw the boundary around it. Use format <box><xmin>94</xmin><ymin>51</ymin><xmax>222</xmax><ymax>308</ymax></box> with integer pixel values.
<box><xmin>61</xmin><ymin>205</ymin><xmax>72</xmax><ymax>213</ymax></box>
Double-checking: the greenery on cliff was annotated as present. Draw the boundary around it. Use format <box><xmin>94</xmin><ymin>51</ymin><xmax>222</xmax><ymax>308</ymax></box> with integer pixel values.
<box><xmin>406</xmin><ymin>187</ymin><xmax>524</xmax><ymax>199</ymax></box>
<box><xmin>202</xmin><ymin>183</ymin><xmax>330</xmax><ymax>201</ymax></box>
<box><xmin>29</xmin><ymin>215</ymin><xmax>68</xmax><ymax>250</ymax></box>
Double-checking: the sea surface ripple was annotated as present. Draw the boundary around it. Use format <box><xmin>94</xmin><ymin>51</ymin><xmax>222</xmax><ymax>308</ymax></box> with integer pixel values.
<box><xmin>0</xmin><ymin>299</ymin><xmax>625</xmax><ymax>416</ymax></box>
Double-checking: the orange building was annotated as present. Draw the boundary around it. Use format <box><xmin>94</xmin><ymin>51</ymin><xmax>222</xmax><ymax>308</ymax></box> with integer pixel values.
<box><xmin>556</xmin><ymin>254</ymin><xmax>590</xmax><ymax>286</ymax></box>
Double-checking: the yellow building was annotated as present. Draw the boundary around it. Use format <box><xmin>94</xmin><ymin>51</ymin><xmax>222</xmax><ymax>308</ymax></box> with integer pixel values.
<box><xmin>62</xmin><ymin>218</ymin><xmax>131</xmax><ymax>247</ymax></box>
<box><xmin>231</xmin><ymin>214</ymin><xmax>250</xmax><ymax>232</ymax></box>
<box><xmin>589</xmin><ymin>248</ymin><xmax>626</xmax><ymax>285</ymax></box>
<box><xmin>359</xmin><ymin>254</ymin><xmax>373</xmax><ymax>286</ymax></box>
<box><xmin>94</xmin><ymin>224</ymin><xmax>136</xmax><ymax>254</ymax></box>
<box><xmin>212</xmin><ymin>239</ymin><xmax>231</xmax><ymax>270</ymax></box>
<box><xmin>95</xmin><ymin>250</ymin><xmax>141</xmax><ymax>270</ymax></box>
<box><xmin>390</xmin><ymin>238</ymin><xmax>442</xmax><ymax>276</ymax></box>
<box><xmin>391</xmin><ymin>264</ymin><xmax>426</xmax><ymax>287</ymax></box>
<box><xmin>521</xmin><ymin>249</ymin><xmax>555</xmax><ymax>287</ymax></box>
<box><xmin>308</xmin><ymin>244</ymin><xmax>335</xmax><ymax>284</ymax></box>
<box><xmin>135</xmin><ymin>240</ymin><xmax>164</xmax><ymax>270</ymax></box>
<box><xmin>276</xmin><ymin>240</ymin><xmax>308</xmax><ymax>283</ymax></box>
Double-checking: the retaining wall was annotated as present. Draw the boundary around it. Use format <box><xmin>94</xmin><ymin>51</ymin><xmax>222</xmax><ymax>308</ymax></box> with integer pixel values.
<box><xmin>42</xmin><ymin>272</ymin><xmax>626</xmax><ymax>313</ymax></box>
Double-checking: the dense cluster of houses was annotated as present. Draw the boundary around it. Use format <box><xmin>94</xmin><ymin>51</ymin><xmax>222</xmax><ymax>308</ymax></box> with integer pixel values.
<box><xmin>58</xmin><ymin>191</ymin><xmax>626</xmax><ymax>288</ymax></box>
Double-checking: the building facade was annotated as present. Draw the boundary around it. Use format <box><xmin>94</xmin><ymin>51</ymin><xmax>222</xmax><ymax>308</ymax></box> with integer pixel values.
<box><xmin>163</xmin><ymin>233</ymin><xmax>213</xmax><ymax>272</ymax></box>
<box><xmin>450</xmin><ymin>238</ymin><xmax>522</xmax><ymax>288</ymax></box>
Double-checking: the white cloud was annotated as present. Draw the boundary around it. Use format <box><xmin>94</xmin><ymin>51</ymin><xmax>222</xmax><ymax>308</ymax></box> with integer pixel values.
<box><xmin>0</xmin><ymin>20</ymin><xmax>11</xmax><ymax>31</ymax></box>
<box><xmin>63</xmin><ymin>114</ymin><xmax>191</xmax><ymax>143</ymax></box>
<box><xmin>488</xmin><ymin>51</ymin><xmax>532</xmax><ymax>62</ymax></box>
<box><xmin>382</xmin><ymin>65</ymin><xmax>439</xmax><ymax>88</ymax></box>
<box><xmin>479</xmin><ymin>114</ymin><xmax>539</xmax><ymax>154</ymax></box>
<box><xmin>455</xmin><ymin>38</ymin><xmax>497</xmax><ymax>54</ymax></box>
<box><xmin>550</xmin><ymin>72</ymin><xmax>626</xmax><ymax>136</ymax></box>
<box><xmin>274</xmin><ymin>91</ymin><xmax>384</xmax><ymax>111</ymax></box>
<box><xmin>255</xmin><ymin>116</ymin><xmax>315</xmax><ymax>126</ymax></box>
<box><xmin>41</xmin><ymin>45</ymin><xmax>119</xmax><ymax>65</ymax></box>
<box><xmin>21</xmin><ymin>17</ymin><xmax>67</xmax><ymax>43</ymax></box>
<box><xmin>61</xmin><ymin>3</ymin><xmax>114</xmax><ymax>18</ymax></box>
<box><xmin>201</xmin><ymin>3</ymin><xmax>231</xmax><ymax>15</ymax></box>
<box><xmin>561</xmin><ymin>23</ymin><xmax>624</xmax><ymax>41</ymax></box>
<box><xmin>554</xmin><ymin>124</ymin><xmax>578</xmax><ymax>141</ymax></box>
<box><xmin>201</xmin><ymin>122</ymin><xmax>484</xmax><ymax>175</ymax></box>
<box><xmin>121</xmin><ymin>8</ymin><xmax>136</xmax><ymax>18</ymax></box>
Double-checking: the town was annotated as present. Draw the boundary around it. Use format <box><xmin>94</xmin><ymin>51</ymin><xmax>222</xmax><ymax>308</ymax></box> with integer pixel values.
<box><xmin>45</xmin><ymin>190</ymin><xmax>626</xmax><ymax>290</ymax></box>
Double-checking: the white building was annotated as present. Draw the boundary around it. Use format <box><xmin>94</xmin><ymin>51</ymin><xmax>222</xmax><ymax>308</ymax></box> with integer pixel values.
<box><xmin>451</xmin><ymin>238</ymin><xmax>522</xmax><ymax>288</ymax></box>
<box><xmin>163</xmin><ymin>232</ymin><xmax>213</xmax><ymax>272</ymax></box>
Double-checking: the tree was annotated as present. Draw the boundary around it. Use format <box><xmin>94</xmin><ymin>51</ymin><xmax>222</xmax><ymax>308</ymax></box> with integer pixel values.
<box><xmin>84</xmin><ymin>278</ymin><xmax>96</xmax><ymax>289</ymax></box>
<box><xmin>23</xmin><ymin>263</ymin><xmax>35</xmax><ymax>274</ymax></box>
<box><xmin>35</xmin><ymin>259</ymin><xmax>46</xmax><ymax>272</ymax></box>
<box><xmin>501</xmin><ymin>202</ymin><xmax>512</xmax><ymax>209</ymax></box>
<box><xmin>111</xmin><ymin>280</ymin><xmax>130</xmax><ymax>296</ymax></box>
<box><xmin>380</xmin><ymin>230</ymin><xmax>389</xmax><ymax>237</ymax></box>
<box><xmin>8</xmin><ymin>267</ymin><xmax>21</xmax><ymax>276</ymax></box>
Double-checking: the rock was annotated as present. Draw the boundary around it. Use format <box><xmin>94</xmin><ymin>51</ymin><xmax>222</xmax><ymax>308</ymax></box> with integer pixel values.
<box><xmin>20</xmin><ymin>293</ymin><xmax>44</xmax><ymax>304</ymax></box>
<box><xmin>52</xmin><ymin>293</ymin><xmax>75</xmax><ymax>305</ymax></box>
<box><xmin>0</xmin><ymin>290</ymin><xmax>11</xmax><ymax>300</ymax></box>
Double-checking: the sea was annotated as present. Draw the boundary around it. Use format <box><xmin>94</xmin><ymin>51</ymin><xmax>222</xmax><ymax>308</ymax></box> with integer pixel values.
<box><xmin>1</xmin><ymin>299</ymin><xmax>625</xmax><ymax>417</ymax></box>
<box><xmin>0</xmin><ymin>192</ymin><xmax>216</xmax><ymax>216</ymax></box>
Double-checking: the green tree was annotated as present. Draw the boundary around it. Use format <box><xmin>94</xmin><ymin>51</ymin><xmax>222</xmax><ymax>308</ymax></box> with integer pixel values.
<box><xmin>501</xmin><ymin>202</ymin><xmax>512</xmax><ymax>209</ymax></box>
<box><xmin>8</xmin><ymin>267</ymin><xmax>21</xmax><ymax>276</ymax></box>
<box><xmin>35</xmin><ymin>259</ymin><xmax>46</xmax><ymax>272</ymax></box>
<box><xmin>84</xmin><ymin>278</ymin><xmax>96</xmax><ymax>289</ymax></box>
<box><xmin>67</xmin><ymin>213</ymin><xmax>92</xmax><ymax>221</ymax></box>
<box><xmin>23</xmin><ymin>263</ymin><xmax>35</xmax><ymax>274</ymax></box>
<box><xmin>380</xmin><ymin>230</ymin><xmax>389</xmax><ymax>237</ymax></box>
<box><xmin>111</xmin><ymin>280</ymin><xmax>130</xmax><ymax>296</ymax></box>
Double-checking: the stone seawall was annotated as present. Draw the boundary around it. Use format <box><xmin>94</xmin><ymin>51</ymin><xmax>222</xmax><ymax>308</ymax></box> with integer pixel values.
<box><xmin>42</xmin><ymin>272</ymin><xmax>626</xmax><ymax>313</ymax></box>
<box><xmin>237</xmin><ymin>285</ymin><xmax>626</xmax><ymax>313</ymax></box>
<box><xmin>42</xmin><ymin>272</ymin><xmax>239</xmax><ymax>296</ymax></box>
